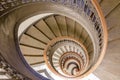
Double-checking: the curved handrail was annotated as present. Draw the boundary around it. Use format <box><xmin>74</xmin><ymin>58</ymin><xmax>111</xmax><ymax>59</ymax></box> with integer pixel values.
<box><xmin>44</xmin><ymin>37</ymin><xmax>89</xmax><ymax>79</ymax></box>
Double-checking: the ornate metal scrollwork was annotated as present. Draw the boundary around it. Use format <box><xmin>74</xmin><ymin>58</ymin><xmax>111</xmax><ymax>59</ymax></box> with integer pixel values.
<box><xmin>0</xmin><ymin>53</ymin><xmax>30</xmax><ymax>80</ymax></box>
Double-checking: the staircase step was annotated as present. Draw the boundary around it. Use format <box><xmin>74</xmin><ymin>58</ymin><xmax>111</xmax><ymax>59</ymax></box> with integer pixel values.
<box><xmin>35</xmin><ymin>19</ymin><xmax>56</xmax><ymax>39</ymax></box>
<box><xmin>20</xmin><ymin>34</ymin><xmax>46</xmax><ymax>49</ymax></box>
<box><xmin>20</xmin><ymin>45</ymin><xmax>43</xmax><ymax>55</ymax></box>
<box><xmin>54</xmin><ymin>15</ymin><xmax>67</xmax><ymax>36</ymax></box>
<box><xmin>74</xmin><ymin>22</ymin><xmax>83</xmax><ymax>40</ymax></box>
<box><xmin>24</xmin><ymin>56</ymin><xmax>45</xmax><ymax>65</ymax></box>
<box><xmin>44</xmin><ymin>16</ymin><xmax>61</xmax><ymax>37</ymax></box>
<box><xmin>26</xmin><ymin>25</ymin><xmax>50</xmax><ymax>43</ymax></box>
<box><xmin>66</xmin><ymin>17</ymin><xmax>75</xmax><ymax>38</ymax></box>
<box><xmin>99</xmin><ymin>0</ymin><xmax>119</xmax><ymax>16</ymax></box>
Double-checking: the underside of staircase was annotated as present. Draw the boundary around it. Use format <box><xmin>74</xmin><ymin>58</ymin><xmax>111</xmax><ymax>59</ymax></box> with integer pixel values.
<box><xmin>0</xmin><ymin>0</ymin><xmax>120</xmax><ymax>80</ymax></box>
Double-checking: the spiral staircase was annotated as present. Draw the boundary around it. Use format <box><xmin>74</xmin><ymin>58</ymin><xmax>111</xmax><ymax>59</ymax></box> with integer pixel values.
<box><xmin>0</xmin><ymin>0</ymin><xmax>120</xmax><ymax>80</ymax></box>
